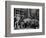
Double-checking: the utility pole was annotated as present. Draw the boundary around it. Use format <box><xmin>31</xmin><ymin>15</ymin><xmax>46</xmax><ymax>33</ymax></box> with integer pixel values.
<box><xmin>28</xmin><ymin>8</ymin><xmax>30</xmax><ymax>18</ymax></box>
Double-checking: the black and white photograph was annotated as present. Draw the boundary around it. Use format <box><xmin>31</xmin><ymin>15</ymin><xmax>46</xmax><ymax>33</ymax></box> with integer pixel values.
<box><xmin>14</xmin><ymin>8</ymin><xmax>39</xmax><ymax>30</ymax></box>
<box><xmin>11</xmin><ymin>5</ymin><xmax>43</xmax><ymax>33</ymax></box>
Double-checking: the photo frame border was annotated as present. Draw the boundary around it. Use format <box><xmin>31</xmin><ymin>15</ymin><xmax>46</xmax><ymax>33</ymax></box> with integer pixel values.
<box><xmin>5</xmin><ymin>1</ymin><xmax>45</xmax><ymax>37</ymax></box>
